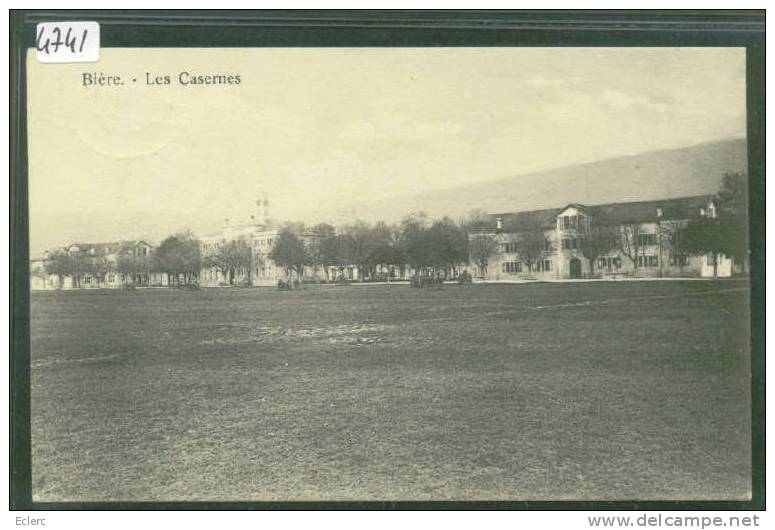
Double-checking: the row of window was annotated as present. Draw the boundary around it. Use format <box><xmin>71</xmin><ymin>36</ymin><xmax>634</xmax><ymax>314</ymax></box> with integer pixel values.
<box><xmin>595</xmin><ymin>255</ymin><xmax>692</xmax><ymax>269</ymax></box>
<box><xmin>501</xmin><ymin>240</ymin><xmax>553</xmax><ymax>253</ymax></box>
<box><xmin>502</xmin><ymin>242</ymin><xmax>519</xmax><ymax>254</ymax></box>
<box><xmin>562</xmin><ymin>238</ymin><xmax>580</xmax><ymax>250</ymax></box>
<box><xmin>502</xmin><ymin>260</ymin><xmax>553</xmax><ymax>274</ymax></box>
<box><xmin>637</xmin><ymin>233</ymin><xmax>658</xmax><ymax>246</ymax></box>
<box><xmin>597</xmin><ymin>256</ymin><xmax>622</xmax><ymax>270</ymax></box>
<box><xmin>561</xmin><ymin>215</ymin><xmax>581</xmax><ymax>230</ymax></box>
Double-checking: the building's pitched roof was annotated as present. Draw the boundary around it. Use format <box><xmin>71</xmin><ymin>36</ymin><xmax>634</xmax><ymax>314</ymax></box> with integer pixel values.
<box><xmin>588</xmin><ymin>195</ymin><xmax>713</xmax><ymax>225</ymax></box>
<box><xmin>488</xmin><ymin>208</ymin><xmax>560</xmax><ymax>230</ymax></box>
<box><xmin>481</xmin><ymin>195</ymin><xmax>714</xmax><ymax>232</ymax></box>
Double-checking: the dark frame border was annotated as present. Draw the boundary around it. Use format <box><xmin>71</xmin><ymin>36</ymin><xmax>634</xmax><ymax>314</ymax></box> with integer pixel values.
<box><xmin>9</xmin><ymin>9</ymin><xmax>765</xmax><ymax>511</ymax></box>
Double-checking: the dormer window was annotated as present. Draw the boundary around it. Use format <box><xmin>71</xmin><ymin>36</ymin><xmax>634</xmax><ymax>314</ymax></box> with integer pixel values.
<box><xmin>496</xmin><ymin>217</ymin><xmax>503</xmax><ymax>230</ymax></box>
<box><xmin>707</xmin><ymin>203</ymin><xmax>716</xmax><ymax>219</ymax></box>
<box><xmin>656</xmin><ymin>208</ymin><xmax>663</xmax><ymax>218</ymax></box>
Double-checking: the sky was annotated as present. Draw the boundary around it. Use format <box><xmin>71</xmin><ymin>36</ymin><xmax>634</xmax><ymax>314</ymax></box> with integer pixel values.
<box><xmin>27</xmin><ymin>47</ymin><xmax>746</xmax><ymax>255</ymax></box>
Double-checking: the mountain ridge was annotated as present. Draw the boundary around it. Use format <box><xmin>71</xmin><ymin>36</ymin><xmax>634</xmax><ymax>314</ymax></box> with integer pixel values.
<box><xmin>332</xmin><ymin>137</ymin><xmax>747</xmax><ymax>222</ymax></box>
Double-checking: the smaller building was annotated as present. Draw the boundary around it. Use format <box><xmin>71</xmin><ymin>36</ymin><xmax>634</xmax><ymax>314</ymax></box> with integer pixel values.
<box><xmin>31</xmin><ymin>240</ymin><xmax>161</xmax><ymax>290</ymax></box>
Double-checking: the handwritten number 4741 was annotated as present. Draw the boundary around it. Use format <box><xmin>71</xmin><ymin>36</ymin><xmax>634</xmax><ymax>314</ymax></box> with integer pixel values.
<box><xmin>36</xmin><ymin>26</ymin><xmax>88</xmax><ymax>55</ymax></box>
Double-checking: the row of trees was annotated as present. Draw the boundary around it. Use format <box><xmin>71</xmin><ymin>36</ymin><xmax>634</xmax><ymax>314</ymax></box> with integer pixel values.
<box><xmin>269</xmin><ymin>214</ymin><xmax>473</xmax><ymax>282</ymax></box>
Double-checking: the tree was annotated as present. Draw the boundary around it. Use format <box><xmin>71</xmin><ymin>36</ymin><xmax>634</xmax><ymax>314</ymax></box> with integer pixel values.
<box><xmin>116</xmin><ymin>252</ymin><xmax>138</xmax><ymax>285</ymax></box>
<box><xmin>204</xmin><ymin>238</ymin><xmax>251</xmax><ymax>285</ymax></box>
<box><xmin>715</xmin><ymin>171</ymin><xmax>749</xmax><ymax>270</ymax></box>
<box><xmin>684</xmin><ymin>218</ymin><xmax>723</xmax><ymax>277</ymax></box>
<box><xmin>579</xmin><ymin>223</ymin><xmax>619</xmax><ymax>277</ymax></box>
<box><xmin>340</xmin><ymin>221</ymin><xmax>380</xmax><ymax>280</ymax></box>
<box><xmin>618</xmin><ymin>222</ymin><xmax>642</xmax><ymax>273</ymax></box>
<box><xmin>659</xmin><ymin>220</ymin><xmax>689</xmax><ymax>273</ymax></box>
<box><xmin>308</xmin><ymin>223</ymin><xmax>337</xmax><ymax>281</ymax></box>
<box><xmin>683</xmin><ymin>171</ymin><xmax>749</xmax><ymax>277</ymax></box>
<box><xmin>44</xmin><ymin>250</ymin><xmax>73</xmax><ymax>289</ymax></box>
<box><xmin>399</xmin><ymin>213</ymin><xmax>432</xmax><ymax>278</ymax></box>
<box><xmin>154</xmin><ymin>230</ymin><xmax>201</xmax><ymax>286</ymax></box>
<box><xmin>87</xmin><ymin>256</ymin><xmax>113</xmax><ymax>288</ymax></box>
<box><xmin>366</xmin><ymin>221</ymin><xmax>403</xmax><ymax>279</ymax></box>
<box><xmin>509</xmin><ymin>220</ymin><xmax>547</xmax><ymax>274</ymax></box>
<box><xmin>269</xmin><ymin>228</ymin><xmax>310</xmax><ymax>281</ymax></box>
<box><xmin>315</xmin><ymin>232</ymin><xmax>347</xmax><ymax>281</ymax></box>
<box><xmin>469</xmin><ymin>234</ymin><xmax>498</xmax><ymax>278</ymax></box>
<box><xmin>502</xmin><ymin>217</ymin><xmax>549</xmax><ymax>274</ymax></box>
<box><xmin>426</xmin><ymin>217</ymin><xmax>469</xmax><ymax>277</ymax></box>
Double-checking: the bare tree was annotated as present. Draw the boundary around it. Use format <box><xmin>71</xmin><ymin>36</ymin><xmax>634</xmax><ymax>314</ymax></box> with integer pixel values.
<box><xmin>503</xmin><ymin>218</ymin><xmax>547</xmax><ymax>274</ymax></box>
<box><xmin>619</xmin><ymin>222</ymin><xmax>642</xmax><ymax>273</ymax></box>
<box><xmin>44</xmin><ymin>250</ymin><xmax>73</xmax><ymax>289</ymax></box>
<box><xmin>269</xmin><ymin>228</ymin><xmax>311</xmax><ymax>282</ymax></box>
<box><xmin>515</xmin><ymin>224</ymin><xmax>547</xmax><ymax>274</ymax></box>
<box><xmin>579</xmin><ymin>224</ymin><xmax>619</xmax><ymax>278</ymax></box>
<box><xmin>204</xmin><ymin>238</ymin><xmax>252</xmax><ymax>285</ymax></box>
<box><xmin>659</xmin><ymin>220</ymin><xmax>688</xmax><ymax>275</ymax></box>
<box><xmin>469</xmin><ymin>234</ymin><xmax>498</xmax><ymax>278</ymax></box>
<box><xmin>87</xmin><ymin>256</ymin><xmax>113</xmax><ymax>288</ymax></box>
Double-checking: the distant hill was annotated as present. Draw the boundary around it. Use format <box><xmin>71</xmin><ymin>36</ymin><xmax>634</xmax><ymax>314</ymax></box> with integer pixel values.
<box><xmin>341</xmin><ymin>138</ymin><xmax>747</xmax><ymax>222</ymax></box>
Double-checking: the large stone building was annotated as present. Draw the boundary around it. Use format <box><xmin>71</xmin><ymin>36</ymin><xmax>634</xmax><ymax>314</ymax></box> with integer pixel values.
<box><xmin>199</xmin><ymin>196</ymin><xmax>326</xmax><ymax>287</ymax></box>
<box><xmin>470</xmin><ymin>195</ymin><xmax>735</xmax><ymax>281</ymax></box>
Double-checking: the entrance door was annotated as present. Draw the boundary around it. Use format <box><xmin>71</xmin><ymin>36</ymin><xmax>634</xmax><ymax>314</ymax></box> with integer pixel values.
<box><xmin>569</xmin><ymin>257</ymin><xmax>582</xmax><ymax>279</ymax></box>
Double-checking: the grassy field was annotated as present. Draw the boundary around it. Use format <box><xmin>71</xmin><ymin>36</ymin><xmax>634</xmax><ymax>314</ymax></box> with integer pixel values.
<box><xmin>30</xmin><ymin>280</ymin><xmax>752</xmax><ymax>502</ymax></box>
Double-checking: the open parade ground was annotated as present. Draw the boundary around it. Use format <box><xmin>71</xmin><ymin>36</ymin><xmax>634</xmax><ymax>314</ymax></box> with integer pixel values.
<box><xmin>30</xmin><ymin>280</ymin><xmax>751</xmax><ymax>501</ymax></box>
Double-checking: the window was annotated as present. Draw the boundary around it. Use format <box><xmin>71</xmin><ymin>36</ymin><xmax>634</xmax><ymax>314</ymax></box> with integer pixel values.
<box><xmin>563</xmin><ymin>216</ymin><xmax>570</xmax><ymax>229</ymax></box>
<box><xmin>502</xmin><ymin>261</ymin><xmax>522</xmax><ymax>274</ymax></box>
<box><xmin>536</xmin><ymin>260</ymin><xmax>551</xmax><ymax>272</ymax></box>
<box><xmin>599</xmin><ymin>256</ymin><xmax>622</xmax><ymax>270</ymax></box>
<box><xmin>671</xmin><ymin>255</ymin><xmax>690</xmax><ymax>266</ymax></box>
<box><xmin>543</xmin><ymin>239</ymin><xmax>552</xmax><ymax>251</ymax></box>
<box><xmin>562</xmin><ymin>238</ymin><xmax>576</xmax><ymax>249</ymax></box>
<box><xmin>637</xmin><ymin>255</ymin><xmax>658</xmax><ymax>267</ymax></box>
<box><xmin>502</xmin><ymin>242</ymin><xmax>518</xmax><ymax>254</ymax></box>
<box><xmin>496</xmin><ymin>217</ymin><xmax>503</xmax><ymax>230</ymax></box>
<box><xmin>638</xmin><ymin>233</ymin><xmax>657</xmax><ymax>246</ymax></box>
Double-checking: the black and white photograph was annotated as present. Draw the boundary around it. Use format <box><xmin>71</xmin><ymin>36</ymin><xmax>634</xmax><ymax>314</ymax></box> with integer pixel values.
<box><xmin>14</xmin><ymin>19</ymin><xmax>762</xmax><ymax>509</ymax></box>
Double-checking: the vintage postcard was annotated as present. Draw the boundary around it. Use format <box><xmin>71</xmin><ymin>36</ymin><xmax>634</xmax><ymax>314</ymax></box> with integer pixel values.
<box><xmin>25</xmin><ymin>46</ymin><xmax>752</xmax><ymax>502</ymax></box>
